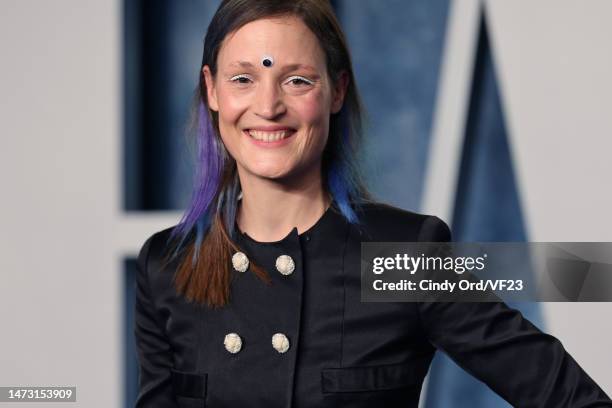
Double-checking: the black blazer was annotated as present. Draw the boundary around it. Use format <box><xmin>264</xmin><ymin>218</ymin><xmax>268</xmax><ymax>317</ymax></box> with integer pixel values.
<box><xmin>134</xmin><ymin>202</ymin><xmax>611</xmax><ymax>407</ymax></box>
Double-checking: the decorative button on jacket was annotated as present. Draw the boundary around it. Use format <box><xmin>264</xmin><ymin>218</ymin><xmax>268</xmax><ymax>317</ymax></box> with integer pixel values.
<box><xmin>275</xmin><ymin>254</ymin><xmax>295</xmax><ymax>275</ymax></box>
<box><xmin>272</xmin><ymin>333</ymin><xmax>290</xmax><ymax>353</ymax></box>
<box><xmin>134</xmin><ymin>202</ymin><xmax>612</xmax><ymax>407</ymax></box>
<box><xmin>231</xmin><ymin>251</ymin><xmax>249</xmax><ymax>273</ymax></box>
<box><xmin>223</xmin><ymin>333</ymin><xmax>242</xmax><ymax>354</ymax></box>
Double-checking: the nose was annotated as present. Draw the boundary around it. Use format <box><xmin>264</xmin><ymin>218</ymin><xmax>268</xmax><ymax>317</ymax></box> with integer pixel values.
<box><xmin>253</xmin><ymin>79</ymin><xmax>286</xmax><ymax>120</ymax></box>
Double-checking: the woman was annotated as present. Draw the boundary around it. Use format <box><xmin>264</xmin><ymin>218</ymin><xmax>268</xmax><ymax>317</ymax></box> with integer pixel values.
<box><xmin>134</xmin><ymin>0</ymin><xmax>611</xmax><ymax>406</ymax></box>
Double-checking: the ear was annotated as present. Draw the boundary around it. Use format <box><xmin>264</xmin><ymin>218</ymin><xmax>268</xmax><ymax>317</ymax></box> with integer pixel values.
<box><xmin>330</xmin><ymin>71</ymin><xmax>349</xmax><ymax>114</ymax></box>
<box><xmin>203</xmin><ymin>65</ymin><xmax>219</xmax><ymax>112</ymax></box>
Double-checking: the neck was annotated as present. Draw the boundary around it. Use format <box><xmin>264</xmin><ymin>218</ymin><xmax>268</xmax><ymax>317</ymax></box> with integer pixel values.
<box><xmin>236</xmin><ymin>167</ymin><xmax>331</xmax><ymax>242</ymax></box>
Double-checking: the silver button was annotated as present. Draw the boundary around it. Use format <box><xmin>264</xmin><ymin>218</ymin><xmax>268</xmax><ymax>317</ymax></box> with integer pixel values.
<box><xmin>232</xmin><ymin>251</ymin><xmax>249</xmax><ymax>273</ymax></box>
<box><xmin>224</xmin><ymin>333</ymin><xmax>242</xmax><ymax>354</ymax></box>
<box><xmin>271</xmin><ymin>333</ymin><xmax>290</xmax><ymax>353</ymax></box>
<box><xmin>275</xmin><ymin>255</ymin><xmax>295</xmax><ymax>275</ymax></box>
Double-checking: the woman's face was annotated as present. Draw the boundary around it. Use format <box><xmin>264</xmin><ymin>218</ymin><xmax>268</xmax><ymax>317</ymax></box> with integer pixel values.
<box><xmin>203</xmin><ymin>16</ymin><xmax>347</xmax><ymax>184</ymax></box>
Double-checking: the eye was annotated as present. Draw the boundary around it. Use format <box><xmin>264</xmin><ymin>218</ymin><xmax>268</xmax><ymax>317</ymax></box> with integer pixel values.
<box><xmin>229</xmin><ymin>74</ymin><xmax>253</xmax><ymax>85</ymax></box>
<box><xmin>285</xmin><ymin>75</ymin><xmax>314</xmax><ymax>87</ymax></box>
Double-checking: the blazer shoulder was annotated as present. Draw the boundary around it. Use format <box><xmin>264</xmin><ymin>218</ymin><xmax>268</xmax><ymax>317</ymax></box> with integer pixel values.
<box><xmin>136</xmin><ymin>226</ymin><xmax>183</xmax><ymax>292</ymax></box>
<box><xmin>138</xmin><ymin>226</ymin><xmax>177</xmax><ymax>264</ymax></box>
<box><xmin>356</xmin><ymin>201</ymin><xmax>451</xmax><ymax>242</ymax></box>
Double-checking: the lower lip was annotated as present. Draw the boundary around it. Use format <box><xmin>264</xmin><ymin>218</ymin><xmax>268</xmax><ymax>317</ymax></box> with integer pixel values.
<box><xmin>243</xmin><ymin>130</ymin><xmax>296</xmax><ymax>147</ymax></box>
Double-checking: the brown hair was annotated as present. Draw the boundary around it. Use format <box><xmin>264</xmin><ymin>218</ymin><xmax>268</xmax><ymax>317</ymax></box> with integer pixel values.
<box><xmin>170</xmin><ymin>0</ymin><xmax>368</xmax><ymax>307</ymax></box>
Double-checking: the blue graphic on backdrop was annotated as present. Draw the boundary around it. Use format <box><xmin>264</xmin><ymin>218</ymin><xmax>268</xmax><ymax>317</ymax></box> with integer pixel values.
<box><xmin>424</xmin><ymin>13</ymin><xmax>543</xmax><ymax>408</ymax></box>
<box><xmin>337</xmin><ymin>0</ymin><xmax>451</xmax><ymax>211</ymax></box>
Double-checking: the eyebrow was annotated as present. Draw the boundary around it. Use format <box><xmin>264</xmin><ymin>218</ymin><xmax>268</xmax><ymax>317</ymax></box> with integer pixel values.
<box><xmin>228</xmin><ymin>61</ymin><xmax>255</xmax><ymax>69</ymax></box>
<box><xmin>227</xmin><ymin>60</ymin><xmax>318</xmax><ymax>72</ymax></box>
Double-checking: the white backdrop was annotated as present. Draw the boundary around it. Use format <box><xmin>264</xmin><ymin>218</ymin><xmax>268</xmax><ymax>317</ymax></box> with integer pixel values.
<box><xmin>0</xmin><ymin>1</ymin><xmax>178</xmax><ymax>406</ymax></box>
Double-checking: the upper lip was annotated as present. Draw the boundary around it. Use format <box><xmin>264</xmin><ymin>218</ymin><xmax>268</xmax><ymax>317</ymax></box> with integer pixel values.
<box><xmin>245</xmin><ymin>126</ymin><xmax>296</xmax><ymax>132</ymax></box>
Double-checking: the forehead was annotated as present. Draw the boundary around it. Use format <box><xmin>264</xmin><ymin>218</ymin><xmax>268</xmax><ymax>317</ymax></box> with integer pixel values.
<box><xmin>217</xmin><ymin>16</ymin><xmax>326</xmax><ymax>70</ymax></box>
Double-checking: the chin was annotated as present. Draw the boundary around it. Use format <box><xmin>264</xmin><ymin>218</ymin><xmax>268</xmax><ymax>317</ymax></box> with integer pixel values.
<box><xmin>245</xmin><ymin>163</ymin><xmax>294</xmax><ymax>180</ymax></box>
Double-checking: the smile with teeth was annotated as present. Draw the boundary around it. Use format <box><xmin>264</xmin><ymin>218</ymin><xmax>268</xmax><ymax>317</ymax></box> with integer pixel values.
<box><xmin>247</xmin><ymin>129</ymin><xmax>295</xmax><ymax>142</ymax></box>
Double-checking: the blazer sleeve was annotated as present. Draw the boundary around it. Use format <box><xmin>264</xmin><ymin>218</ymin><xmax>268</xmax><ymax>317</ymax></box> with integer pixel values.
<box><xmin>417</xmin><ymin>216</ymin><xmax>612</xmax><ymax>407</ymax></box>
<box><xmin>134</xmin><ymin>234</ymin><xmax>178</xmax><ymax>407</ymax></box>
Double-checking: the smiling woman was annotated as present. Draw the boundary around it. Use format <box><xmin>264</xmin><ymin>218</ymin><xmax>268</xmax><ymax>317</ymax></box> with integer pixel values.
<box><xmin>133</xmin><ymin>0</ymin><xmax>612</xmax><ymax>407</ymax></box>
<box><xmin>164</xmin><ymin>0</ymin><xmax>367</xmax><ymax>310</ymax></box>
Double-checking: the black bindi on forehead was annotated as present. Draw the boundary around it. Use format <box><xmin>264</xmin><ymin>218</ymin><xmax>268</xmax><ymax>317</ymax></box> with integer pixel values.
<box><xmin>261</xmin><ymin>55</ymin><xmax>274</xmax><ymax>67</ymax></box>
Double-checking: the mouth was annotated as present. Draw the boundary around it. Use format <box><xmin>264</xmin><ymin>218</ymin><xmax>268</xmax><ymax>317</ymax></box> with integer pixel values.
<box><xmin>244</xmin><ymin>127</ymin><xmax>297</xmax><ymax>143</ymax></box>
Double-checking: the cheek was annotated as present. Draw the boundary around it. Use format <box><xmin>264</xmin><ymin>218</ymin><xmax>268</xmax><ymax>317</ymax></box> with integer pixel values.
<box><xmin>295</xmin><ymin>90</ymin><xmax>330</xmax><ymax>126</ymax></box>
<box><xmin>291</xmin><ymin>91</ymin><xmax>331</xmax><ymax>158</ymax></box>
<box><xmin>216</xmin><ymin>90</ymin><xmax>248</xmax><ymax>158</ymax></box>
<box><xmin>216</xmin><ymin>87</ymin><xmax>249</xmax><ymax>124</ymax></box>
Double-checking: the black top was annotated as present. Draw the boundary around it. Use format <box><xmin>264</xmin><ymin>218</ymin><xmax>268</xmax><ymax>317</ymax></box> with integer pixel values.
<box><xmin>134</xmin><ymin>201</ymin><xmax>611</xmax><ymax>407</ymax></box>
